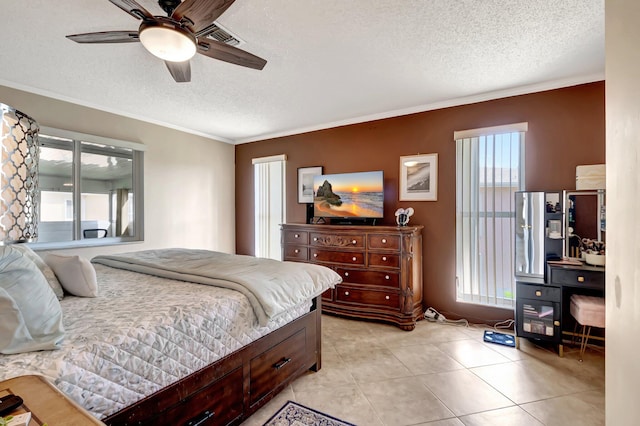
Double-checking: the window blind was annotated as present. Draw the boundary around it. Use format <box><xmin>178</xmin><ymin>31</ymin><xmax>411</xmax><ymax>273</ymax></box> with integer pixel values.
<box><xmin>455</xmin><ymin>125</ymin><xmax>525</xmax><ymax>307</ymax></box>
<box><xmin>253</xmin><ymin>155</ymin><xmax>286</xmax><ymax>260</ymax></box>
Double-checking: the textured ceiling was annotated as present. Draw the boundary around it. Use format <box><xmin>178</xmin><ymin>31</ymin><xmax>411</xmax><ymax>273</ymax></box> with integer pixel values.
<box><xmin>0</xmin><ymin>0</ymin><xmax>604</xmax><ymax>144</ymax></box>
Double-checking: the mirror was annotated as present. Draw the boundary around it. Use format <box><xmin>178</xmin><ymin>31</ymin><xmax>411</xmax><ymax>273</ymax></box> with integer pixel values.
<box><xmin>564</xmin><ymin>189</ymin><xmax>606</xmax><ymax>259</ymax></box>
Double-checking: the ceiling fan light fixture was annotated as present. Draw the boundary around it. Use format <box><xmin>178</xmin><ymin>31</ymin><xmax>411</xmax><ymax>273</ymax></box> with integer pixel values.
<box><xmin>139</xmin><ymin>20</ymin><xmax>196</xmax><ymax>62</ymax></box>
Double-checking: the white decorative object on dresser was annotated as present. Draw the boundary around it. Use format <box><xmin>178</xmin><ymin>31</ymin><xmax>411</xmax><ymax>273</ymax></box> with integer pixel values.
<box><xmin>281</xmin><ymin>224</ymin><xmax>423</xmax><ymax>330</ymax></box>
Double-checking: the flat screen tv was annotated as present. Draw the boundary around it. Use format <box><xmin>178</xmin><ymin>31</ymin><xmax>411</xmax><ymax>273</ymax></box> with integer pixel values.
<box><xmin>313</xmin><ymin>171</ymin><xmax>384</xmax><ymax>219</ymax></box>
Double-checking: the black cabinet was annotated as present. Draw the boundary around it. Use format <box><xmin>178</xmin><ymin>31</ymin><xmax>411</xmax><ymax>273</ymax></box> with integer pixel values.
<box><xmin>516</xmin><ymin>282</ymin><xmax>562</xmax><ymax>344</ymax></box>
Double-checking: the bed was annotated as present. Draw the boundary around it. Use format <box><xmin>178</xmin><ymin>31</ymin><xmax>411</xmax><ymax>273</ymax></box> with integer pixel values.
<box><xmin>0</xmin><ymin>247</ymin><xmax>341</xmax><ymax>425</ymax></box>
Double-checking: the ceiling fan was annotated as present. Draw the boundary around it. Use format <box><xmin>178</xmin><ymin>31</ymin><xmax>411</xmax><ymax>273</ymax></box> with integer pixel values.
<box><xmin>66</xmin><ymin>0</ymin><xmax>266</xmax><ymax>82</ymax></box>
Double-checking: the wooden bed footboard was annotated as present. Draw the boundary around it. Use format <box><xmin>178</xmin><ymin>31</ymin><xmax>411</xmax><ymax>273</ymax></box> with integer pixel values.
<box><xmin>104</xmin><ymin>296</ymin><xmax>322</xmax><ymax>426</ymax></box>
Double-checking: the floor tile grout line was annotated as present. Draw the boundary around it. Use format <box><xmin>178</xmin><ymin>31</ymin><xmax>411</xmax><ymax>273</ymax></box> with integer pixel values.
<box><xmin>245</xmin><ymin>315</ymin><xmax>603</xmax><ymax>425</ymax></box>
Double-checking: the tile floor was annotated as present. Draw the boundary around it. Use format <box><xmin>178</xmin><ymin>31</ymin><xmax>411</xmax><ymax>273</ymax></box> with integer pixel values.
<box><xmin>241</xmin><ymin>314</ymin><xmax>605</xmax><ymax>426</ymax></box>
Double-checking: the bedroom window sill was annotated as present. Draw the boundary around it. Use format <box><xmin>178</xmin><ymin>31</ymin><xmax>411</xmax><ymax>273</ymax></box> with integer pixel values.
<box><xmin>28</xmin><ymin>238</ymin><xmax>145</xmax><ymax>251</ymax></box>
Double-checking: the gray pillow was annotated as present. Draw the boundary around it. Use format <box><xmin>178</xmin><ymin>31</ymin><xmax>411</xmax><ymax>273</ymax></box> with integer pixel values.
<box><xmin>11</xmin><ymin>244</ymin><xmax>64</xmax><ymax>300</ymax></box>
<box><xmin>0</xmin><ymin>245</ymin><xmax>65</xmax><ymax>354</ymax></box>
<box><xmin>45</xmin><ymin>254</ymin><xmax>98</xmax><ymax>297</ymax></box>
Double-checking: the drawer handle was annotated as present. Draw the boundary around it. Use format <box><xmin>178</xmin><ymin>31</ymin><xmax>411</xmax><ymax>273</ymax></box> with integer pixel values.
<box><xmin>294</xmin><ymin>234</ymin><xmax>299</xmax><ymax>238</ymax></box>
<box><xmin>313</xmin><ymin>253</ymin><xmax>318</xmax><ymax>258</ymax></box>
<box><xmin>352</xmin><ymin>256</ymin><xmax>357</xmax><ymax>261</ymax></box>
<box><xmin>554</xmin><ymin>321</ymin><xmax>560</xmax><ymax>327</ymax></box>
<box><xmin>385</xmin><ymin>275</ymin><xmax>390</xmax><ymax>280</ymax></box>
<box><xmin>344</xmin><ymin>291</ymin><xmax>350</xmax><ymax>296</ymax></box>
<box><xmin>352</xmin><ymin>239</ymin><xmax>357</xmax><ymax>244</ymax></box>
<box><xmin>294</xmin><ymin>249</ymin><xmax>299</xmax><ymax>254</ymax></box>
<box><xmin>344</xmin><ymin>272</ymin><xmax>349</xmax><ymax>277</ymax></box>
<box><xmin>382</xmin><ymin>238</ymin><xmax>387</xmax><ymax>243</ymax></box>
<box><xmin>577</xmin><ymin>276</ymin><xmax>585</xmax><ymax>283</ymax></box>
<box><xmin>535</xmin><ymin>290</ymin><xmax>542</xmax><ymax>297</ymax></box>
<box><xmin>313</xmin><ymin>237</ymin><xmax>318</xmax><ymax>242</ymax></box>
<box><xmin>273</xmin><ymin>357</ymin><xmax>292</xmax><ymax>370</ymax></box>
<box><xmin>385</xmin><ymin>295</ymin><xmax>390</xmax><ymax>300</ymax></box>
<box><xmin>382</xmin><ymin>256</ymin><xmax>387</xmax><ymax>261</ymax></box>
<box><xmin>186</xmin><ymin>410</ymin><xmax>215</xmax><ymax>426</ymax></box>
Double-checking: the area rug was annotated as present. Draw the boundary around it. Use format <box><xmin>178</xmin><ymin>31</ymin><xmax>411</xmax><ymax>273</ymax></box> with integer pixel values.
<box><xmin>263</xmin><ymin>401</ymin><xmax>356</xmax><ymax>426</ymax></box>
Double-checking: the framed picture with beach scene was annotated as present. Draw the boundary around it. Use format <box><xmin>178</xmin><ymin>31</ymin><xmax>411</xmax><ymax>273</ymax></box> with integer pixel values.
<box><xmin>298</xmin><ymin>166</ymin><xmax>323</xmax><ymax>203</ymax></box>
<box><xmin>399</xmin><ymin>153</ymin><xmax>438</xmax><ymax>201</ymax></box>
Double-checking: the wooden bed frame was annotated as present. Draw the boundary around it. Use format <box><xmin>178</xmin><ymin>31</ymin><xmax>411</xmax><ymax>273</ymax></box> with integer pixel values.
<box><xmin>103</xmin><ymin>296</ymin><xmax>322</xmax><ymax>425</ymax></box>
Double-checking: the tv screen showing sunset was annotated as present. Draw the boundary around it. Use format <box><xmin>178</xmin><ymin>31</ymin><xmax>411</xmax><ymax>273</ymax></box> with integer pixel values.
<box><xmin>313</xmin><ymin>171</ymin><xmax>384</xmax><ymax>218</ymax></box>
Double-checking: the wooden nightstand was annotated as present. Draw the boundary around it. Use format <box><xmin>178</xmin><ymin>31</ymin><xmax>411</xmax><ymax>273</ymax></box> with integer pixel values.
<box><xmin>0</xmin><ymin>375</ymin><xmax>104</xmax><ymax>425</ymax></box>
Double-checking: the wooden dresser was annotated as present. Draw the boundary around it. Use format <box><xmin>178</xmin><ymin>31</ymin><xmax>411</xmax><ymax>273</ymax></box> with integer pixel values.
<box><xmin>281</xmin><ymin>224</ymin><xmax>423</xmax><ymax>330</ymax></box>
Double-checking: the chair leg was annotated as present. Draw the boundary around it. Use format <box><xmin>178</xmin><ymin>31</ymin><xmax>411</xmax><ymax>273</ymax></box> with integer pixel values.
<box><xmin>579</xmin><ymin>325</ymin><xmax>592</xmax><ymax>361</ymax></box>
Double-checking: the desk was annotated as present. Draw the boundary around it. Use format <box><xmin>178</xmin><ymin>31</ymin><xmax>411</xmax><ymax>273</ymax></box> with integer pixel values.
<box><xmin>0</xmin><ymin>375</ymin><xmax>104</xmax><ymax>425</ymax></box>
<box><xmin>515</xmin><ymin>262</ymin><xmax>605</xmax><ymax>356</ymax></box>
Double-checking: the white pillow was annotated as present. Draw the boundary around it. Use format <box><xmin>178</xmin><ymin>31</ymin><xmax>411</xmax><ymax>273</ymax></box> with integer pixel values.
<box><xmin>0</xmin><ymin>246</ymin><xmax>65</xmax><ymax>354</ymax></box>
<box><xmin>11</xmin><ymin>244</ymin><xmax>64</xmax><ymax>300</ymax></box>
<box><xmin>45</xmin><ymin>254</ymin><xmax>98</xmax><ymax>297</ymax></box>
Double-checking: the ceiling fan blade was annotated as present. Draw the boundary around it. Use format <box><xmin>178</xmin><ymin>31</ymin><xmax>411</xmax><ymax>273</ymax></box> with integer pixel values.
<box><xmin>165</xmin><ymin>61</ymin><xmax>191</xmax><ymax>82</ymax></box>
<box><xmin>197</xmin><ymin>40</ymin><xmax>266</xmax><ymax>70</ymax></box>
<box><xmin>66</xmin><ymin>31</ymin><xmax>140</xmax><ymax>44</ymax></box>
<box><xmin>108</xmin><ymin>0</ymin><xmax>154</xmax><ymax>20</ymax></box>
<box><xmin>172</xmin><ymin>0</ymin><xmax>236</xmax><ymax>33</ymax></box>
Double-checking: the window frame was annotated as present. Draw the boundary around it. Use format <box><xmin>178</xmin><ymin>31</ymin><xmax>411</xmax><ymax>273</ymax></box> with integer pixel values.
<box><xmin>252</xmin><ymin>154</ymin><xmax>287</xmax><ymax>260</ymax></box>
<box><xmin>454</xmin><ymin>123</ymin><xmax>527</xmax><ymax>309</ymax></box>
<box><xmin>30</xmin><ymin>126</ymin><xmax>145</xmax><ymax>249</ymax></box>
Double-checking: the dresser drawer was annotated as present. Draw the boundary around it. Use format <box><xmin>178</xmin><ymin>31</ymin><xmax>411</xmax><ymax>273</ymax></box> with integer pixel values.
<box><xmin>368</xmin><ymin>234</ymin><xmax>400</xmax><ymax>250</ymax></box>
<box><xmin>283</xmin><ymin>245</ymin><xmax>308</xmax><ymax>261</ymax></box>
<box><xmin>310</xmin><ymin>248</ymin><xmax>365</xmax><ymax>266</ymax></box>
<box><xmin>368</xmin><ymin>253</ymin><xmax>400</xmax><ymax>268</ymax></box>
<box><xmin>548</xmin><ymin>267</ymin><xmax>604</xmax><ymax>288</ymax></box>
<box><xmin>283</xmin><ymin>230</ymin><xmax>308</xmax><ymax>245</ymax></box>
<box><xmin>337</xmin><ymin>268</ymin><xmax>399</xmax><ymax>288</ymax></box>
<box><xmin>250</xmin><ymin>329</ymin><xmax>306</xmax><ymax>405</ymax></box>
<box><xmin>335</xmin><ymin>286</ymin><xmax>399</xmax><ymax>308</ymax></box>
<box><xmin>162</xmin><ymin>367</ymin><xmax>243</xmax><ymax>426</ymax></box>
<box><xmin>516</xmin><ymin>282</ymin><xmax>561</xmax><ymax>302</ymax></box>
<box><xmin>310</xmin><ymin>233</ymin><xmax>364</xmax><ymax>248</ymax></box>
<box><xmin>322</xmin><ymin>287</ymin><xmax>334</xmax><ymax>302</ymax></box>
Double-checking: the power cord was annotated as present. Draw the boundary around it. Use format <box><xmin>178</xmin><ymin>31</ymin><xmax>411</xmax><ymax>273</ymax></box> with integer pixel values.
<box><xmin>424</xmin><ymin>307</ymin><xmax>514</xmax><ymax>331</ymax></box>
<box><xmin>424</xmin><ymin>307</ymin><xmax>469</xmax><ymax>326</ymax></box>
<box><xmin>492</xmin><ymin>319</ymin><xmax>515</xmax><ymax>331</ymax></box>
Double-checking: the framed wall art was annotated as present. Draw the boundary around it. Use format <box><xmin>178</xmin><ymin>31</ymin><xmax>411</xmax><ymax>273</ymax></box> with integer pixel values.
<box><xmin>399</xmin><ymin>153</ymin><xmax>438</xmax><ymax>201</ymax></box>
<box><xmin>298</xmin><ymin>166</ymin><xmax>323</xmax><ymax>203</ymax></box>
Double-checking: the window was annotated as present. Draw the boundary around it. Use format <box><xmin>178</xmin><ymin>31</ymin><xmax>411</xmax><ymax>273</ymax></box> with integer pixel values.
<box><xmin>253</xmin><ymin>155</ymin><xmax>286</xmax><ymax>260</ymax></box>
<box><xmin>33</xmin><ymin>127</ymin><xmax>145</xmax><ymax>248</ymax></box>
<box><xmin>455</xmin><ymin>123</ymin><xmax>527</xmax><ymax>308</ymax></box>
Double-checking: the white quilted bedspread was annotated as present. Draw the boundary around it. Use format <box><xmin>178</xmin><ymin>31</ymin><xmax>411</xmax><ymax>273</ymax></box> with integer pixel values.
<box><xmin>0</xmin><ymin>264</ymin><xmax>311</xmax><ymax>420</ymax></box>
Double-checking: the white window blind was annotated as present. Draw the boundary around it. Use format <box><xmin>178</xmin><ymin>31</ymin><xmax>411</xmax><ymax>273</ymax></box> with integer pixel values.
<box><xmin>253</xmin><ymin>155</ymin><xmax>286</xmax><ymax>260</ymax></box>
<box><xmin>455</xmin><ymin>123</ymin><xmax>526</xmax><ymax>307</ymax></box>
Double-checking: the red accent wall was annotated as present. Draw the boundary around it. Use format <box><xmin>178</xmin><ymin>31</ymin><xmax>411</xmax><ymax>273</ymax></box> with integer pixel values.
<box><xmin>235</xmin><ymin>82</ymin><xmax>605</xmax><ymax>322</ymax></box>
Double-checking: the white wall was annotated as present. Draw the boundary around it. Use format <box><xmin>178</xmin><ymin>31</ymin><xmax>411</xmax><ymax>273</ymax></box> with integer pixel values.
<box><xmin>605</xmin><ymin>1</ymin><xmax>640</xmax><ymax>424</ymax></box>
<box><xmin>0</xmin><ymin>85</ymin><xmax>236</xmax><ymax>258</ymax></box>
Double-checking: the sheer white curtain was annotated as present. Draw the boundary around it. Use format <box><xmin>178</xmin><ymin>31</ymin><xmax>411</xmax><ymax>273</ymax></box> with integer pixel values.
<box><xmin>455</xmin><ymin>123</ymin><xmax>526</xmax><ymax>307</ymax></box>
<box><xmin>253</xmin><ymin>155</ymin><xmax>286</xmax><ymax>260</ymax></box>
